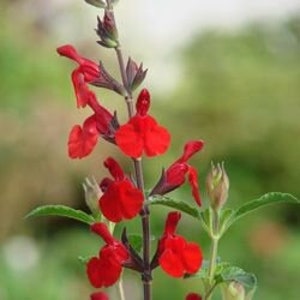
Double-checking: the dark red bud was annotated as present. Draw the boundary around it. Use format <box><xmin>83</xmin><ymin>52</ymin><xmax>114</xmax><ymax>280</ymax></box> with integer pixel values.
<box><xmin>136</xmin><ymin>88</ymin><xmax>150</xmax><ymax>116</ymax></box>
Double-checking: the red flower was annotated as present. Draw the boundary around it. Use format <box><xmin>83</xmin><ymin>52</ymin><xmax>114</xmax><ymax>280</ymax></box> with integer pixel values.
<box><xmin>99</xmin><ymin>157</ymin><xmax>144</xmax><ymax>222</ymax></box>
<box><xmin>87</xmin><ymin>223</ymin><xmax>129</xmax><ymax>288</ymax></box>
<box><xmin>57</xmin><ymin>44</ymin><xmax>100</xmax><ymax>108</ymax></box>
<box><xmin>158</xmin><ymin>211</ymin><xmax>203</xmax><ymax>277</ymax></box>
<box><xmin>115</xmin><ymin>89</ymin><xmax>171</xmax><ymax>158</ymax></box>
<box><xmin>90</xmin><ymin>292</ymin><xmax>109</xmax><ymax>300</ymax></box>
<box><xmin>186</xmin><ymin>293</ymin><xmax>202</xmax><ymax>300</ymax></box>
<box><xmin>150</xmin><ymin>140</ymin><xmax>204</xmax><ymax>206</ymax></box>
<box><xmin>68</xmin><ymin>115</ymin><xmax>98</xmax><ymax>159</ymax></box>
<box><xmin>67</xmin><ymin>92</ymin><xmax>118</xmax><ymax>159</ymax></box>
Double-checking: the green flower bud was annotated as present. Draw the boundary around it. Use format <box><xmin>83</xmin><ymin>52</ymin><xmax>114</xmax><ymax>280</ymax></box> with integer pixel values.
<box><xmin>221</xmin><ymin>282</ymin><xmax>245</xmax><ymax>300</ymax></box>
<box><xmin>82</xmin><ymin>177</ymin><xmax>101</xmax><ymax>216</ymax></box>
<box><xmin>206</xmin><ymin>162</ymin><xmax>229</xmax><ymax>211</ymax></box>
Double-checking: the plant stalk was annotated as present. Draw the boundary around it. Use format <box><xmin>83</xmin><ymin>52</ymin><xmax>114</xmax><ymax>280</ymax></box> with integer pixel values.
<box><xmin>117</xmin><ymin>277</ymin><xmax>126</xmax><ymax>300</ymax></box>
<box><xmin>112</xmin><ymin>8</ymin><xmax>152</xmax><ymax>299</ymax></box>
<box><xmin>205</xmin><ymin>209</ymin><xmax>220</xmax><ymax>300</ymax></box>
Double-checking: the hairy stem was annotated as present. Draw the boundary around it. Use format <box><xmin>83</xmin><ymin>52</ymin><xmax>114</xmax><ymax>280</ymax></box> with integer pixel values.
<box><xmin>117</xmin><ymin>277</ymin><xmax>126</xmax><ymax>300</ymax></box>
<box><xmin>205</xmin><ymin>210</ymin><xmax>220</xmax><ymax>300</ymax></box>
<box><xmin>111</xmin><ymin>8</ymin><xmax>152</xmax><ymax>300</ymax></box>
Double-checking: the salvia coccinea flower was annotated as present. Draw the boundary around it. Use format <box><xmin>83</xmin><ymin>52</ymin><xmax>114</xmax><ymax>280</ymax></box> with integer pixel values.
<box><xmin>185</xmin><ymin>293</ymin><xmax>202</xmax><ymax>300</ymax></box>
<box><xmin>115</xmin><ymin>89</ymin><xmax>171</xmax><ymax>158</ymax></box>
<box><xmin>90</xmin><ymin>291</ymin><xmax>109</xmax><ymax>300</ymax></box>
<box><xmin>150</xmin><ymin>140</ymin><xmax>204</xmax><ymax>206</ymax></box>
<box><xmin>99</xmin><ymin>157</ymin><xmax>144</xmax><ymax>222</ymax></box>
<box><xmin>157</xmin><ymin>211</ymin><xmax>203</xmax><ymax>277</ymax></box>
<box><xmin>68</xmin><ymin>114</ymin><xmax>98</xmax><ymax>159</ymax></box>
<box><xmin>57</xmin><ymin>44</ymin><xmax>100</xmax><ymax>108</ymax></box>
<box><xmin>67</xmin><ymin>91</ymin><xmax>117</xmax><ymax>159</ymax></box>
<box><xmin>87</xmin><ymin>223</ymin><xmax>129</xmax><ymax>288</ymax></box>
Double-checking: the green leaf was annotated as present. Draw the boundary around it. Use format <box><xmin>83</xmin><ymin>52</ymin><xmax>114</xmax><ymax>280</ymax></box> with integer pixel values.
<box><xmin>219</xmin><ymin>208</ymin><xmax>235</xmax><ymax>235</ymax></box>
<box><xmin>128</xmin><ymin>234</ymin><xmax>143</xmax><ymax>253</ymax></box>
<box><xmin>216</xmin><ymin>264</ymin><xmax>257</xmax><ymax>291</ymax></box>
<box><xmin>148</xmin><ymin>196</ymin><xmax>201</xmax><ymax>219</ymax></box>
<box><xmin>225</xmin><ymin>192</ymin><xmax>299</xmax><ymax>230</ymax></box>
<box><xmin>26</xmin><ymin>205</ymin><xmax>95</xmax><ymax>225</ymax></box>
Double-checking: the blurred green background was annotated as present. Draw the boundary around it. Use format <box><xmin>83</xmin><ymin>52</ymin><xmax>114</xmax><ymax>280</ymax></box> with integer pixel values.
<box><xmin>0</xmin><ymin>1</ymin><xmax>300</xmax><ymax>300</ymax></box>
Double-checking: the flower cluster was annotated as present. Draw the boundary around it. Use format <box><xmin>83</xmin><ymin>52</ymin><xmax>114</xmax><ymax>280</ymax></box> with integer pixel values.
<box><xmin>56</xmin><ymin>2</ymin><xmax>205</xmax><ymax>299</ymax></box>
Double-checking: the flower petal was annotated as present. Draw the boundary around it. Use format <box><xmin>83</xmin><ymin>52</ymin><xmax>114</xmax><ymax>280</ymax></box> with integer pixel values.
<box><xmin>177</xmin><ymin>140</ymin><xmax>204</xmax><ymax>163</ymax></box>
<box><xmin>115</xmin><ymin>121</ymin><xmax>144</xmax><ymax>158</ymax></box>
<box><xmin>90</xmin><ymin>292</ymin><xmax>109</xmax><ymax>300</ymax></box>
<box><xmin>68</xmin><ymin>122</ymin><xmax>98</xmax><ymax>159</ymax></box>
<box><xmin>188</xmin><ymin>166</ymin><xmax>201</xmax><ymax>206</ymax></box>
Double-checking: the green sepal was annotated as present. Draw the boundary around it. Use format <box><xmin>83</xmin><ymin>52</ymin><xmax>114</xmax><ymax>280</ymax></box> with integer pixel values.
<box><xmin>26</xmin><ymin>204</ymin><xmax>95</xmax><ymax>225</ymax></box>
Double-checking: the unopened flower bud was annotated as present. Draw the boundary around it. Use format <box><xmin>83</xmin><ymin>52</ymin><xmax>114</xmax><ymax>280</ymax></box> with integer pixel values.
<box><xmin>206</xmin><ymin>162</ymin><xmax>229</xmax><ymax>211</ymax></box>
<box><xmin>221</xmin><ymin>282</ymin><xmax>245</xmax><ymax>300</ymax></box>
<box><xmin>96</xmin><ymin>10</ymin><xmax>119</xmax><ymax>48</ymax></box>
<box><xmin>82</xmin><ymin>177</ymin><xmax>102</xmax><ymax>216</ymax></box>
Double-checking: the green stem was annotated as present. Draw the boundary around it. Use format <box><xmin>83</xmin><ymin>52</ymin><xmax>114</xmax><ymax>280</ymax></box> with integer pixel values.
<box><xmin>112</xmin><ymin>12</ymin><xmax>152</xmax><ymax>300</ymax></box>
<box><xmin>205</xmin><ymin>209</ymin><xmax>220</xmax><ymax>300</ymax></box>
<box><xmin>117</xmin><ymin>277</ymin><xmax>126</xmax><ymax>300</ymax></box>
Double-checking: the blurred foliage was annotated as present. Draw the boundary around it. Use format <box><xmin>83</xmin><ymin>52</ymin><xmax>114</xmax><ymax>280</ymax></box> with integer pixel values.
<box><xmin>0</xmin><ymin>0</ymin><xmax>300</xmax><ymax>299</ymax></box>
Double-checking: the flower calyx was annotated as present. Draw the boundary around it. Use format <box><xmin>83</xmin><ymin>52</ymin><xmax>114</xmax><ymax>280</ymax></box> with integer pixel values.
<box><xmin>91</xmin><ymin>61</ymin><xmax>126</xmax><ymax>96</ymax></box>
<box><xmin>96</xmin><ymin>11</ymin><xmax>119</xmax><ymax>48</ymax></box>
<box><xmin>206</xmin><ymin>161</ymin><xmax>229</xmax><ymax>211</ymax></box>
<box><xmin>121</xmin><ymin>228</ymin><xmax>144</xmax><ymax>272</ymax></box>
<box><xmin>126</xmin><ymin>57</ymin><xmax>148</xmax><ymax>92</ymax></box>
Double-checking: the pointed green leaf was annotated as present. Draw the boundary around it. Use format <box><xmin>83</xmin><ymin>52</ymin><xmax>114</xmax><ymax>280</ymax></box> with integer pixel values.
<box><xmin>216</xmin><ymin>265</ymin><xmax>257</xmax><ymax>291</ymax></box>
<box><xmin>148</xmin><ymin>196</ymin><xmax>201</xmax><ymax>219</ymax></box>
<box><xmin>26</xmin><ymin>205</ymin><xmax>95</xmax><ymax>225</ymax></box>
<box><xmin>225</xmin><ymin>192</ymin><xmax>299</xmax><ymax>230</ymax></box>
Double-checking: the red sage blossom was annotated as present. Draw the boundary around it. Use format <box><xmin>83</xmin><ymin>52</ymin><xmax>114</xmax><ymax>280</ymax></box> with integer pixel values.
<box><xmin>99</xmin><ymin>157</ymin><xmax>144</xmax><ymax>222</ymax></box>
<box><xmin>57</xmin><ymin>44</ymin><xmax>100</xmax><ymax>108</ymax></box>
<box><xmin>150</xmin><ymin>140</ymin><xmax>204</xmax><ymax>206</ymax></box>
<box><xmin>87</xmin><ymin>223</ymin><xmax>129</xmax><ymax>288</ymax></box>
<box><xmin>115</xmin><ymin>89</ymin><xmax>171</xmax><ymax>158</ymax></box>
<box><xmin>157</xmin><ymin>211</ymin><xmax>203</xmax><ymax>277</ymax></box>
<box><xmin>67</xmin><ymin>92</ymin><xmax>117</xmax><ymax>159</ymax></box>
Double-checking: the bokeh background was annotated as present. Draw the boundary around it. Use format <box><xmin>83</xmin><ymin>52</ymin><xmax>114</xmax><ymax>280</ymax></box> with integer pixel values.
<box><xmin>0</xmin><ymin>0</ymin><xmax>300</xmax><ymax>299</ymax></box>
